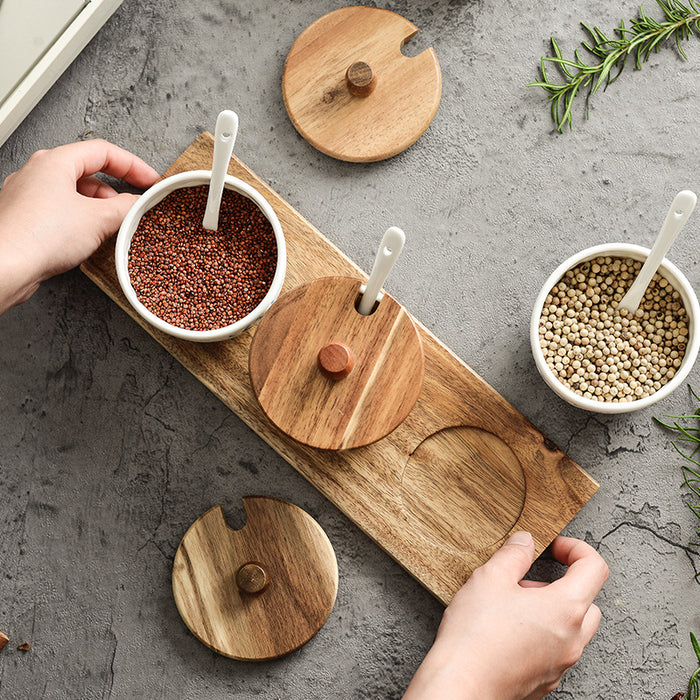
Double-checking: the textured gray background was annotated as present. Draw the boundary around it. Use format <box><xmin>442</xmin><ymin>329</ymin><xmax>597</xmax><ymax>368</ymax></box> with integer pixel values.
<box><xmin>1</xmin><ymin>0</ymin><xmax>700</xmax><ymax>697</ymax></box>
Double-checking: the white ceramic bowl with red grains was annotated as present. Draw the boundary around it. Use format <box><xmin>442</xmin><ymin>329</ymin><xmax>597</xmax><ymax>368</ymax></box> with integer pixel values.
<box><xmin>530</xmin><ymin>243</ymin><xmax>700</xmax><ymax>413</ymax></box>
<box><xmin>115</xmin><ymin>170</ymin><xmax>286</xmax><ymax>342</ymax></box>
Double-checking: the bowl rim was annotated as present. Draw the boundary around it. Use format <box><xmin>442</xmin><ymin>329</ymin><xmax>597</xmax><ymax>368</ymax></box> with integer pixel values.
<box><xmin>115</xmin><ymin>170</ymin><xmax>287</xmax><ymax>342</ymax></box>
<box><xmin>530</xmin><ymin>242</ymin><xmax>700</xmax><ymax>413</ymax></box>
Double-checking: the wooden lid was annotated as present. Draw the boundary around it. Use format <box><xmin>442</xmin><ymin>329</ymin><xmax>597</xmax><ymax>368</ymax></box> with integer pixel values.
<box><xmin>172</xmin><ymin>498</ymin><xmax>338</xmax><ymax>661</ymax></box>
<box><xmin>249</xmin><ymin>276</ymin><xmax>424</xmax><ymax>450</ymax></box>
<box><xmin>282</xmin><ymin>6</ymin><xmax>441</xmax><ymax>162</ymax></box>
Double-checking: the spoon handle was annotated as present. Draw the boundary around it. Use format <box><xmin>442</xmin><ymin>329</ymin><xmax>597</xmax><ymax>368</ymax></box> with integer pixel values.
<box><xmin>357</xmin><ymin>227</ymin><xmax>405</xmax><ymax>315</ymax></box>
<box><xmin>618</xmin><ymin>190</ymin><xmax>697</xmax><ymax>314</ymax></box>
<box><xmin>203</xmin><ymin>110</ymin><xmax>239</xmax><ymax>231</ymax></box>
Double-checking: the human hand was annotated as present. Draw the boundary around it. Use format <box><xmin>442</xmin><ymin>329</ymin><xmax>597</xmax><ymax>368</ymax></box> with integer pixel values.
<box><xmin>0</xmin><ymin>139</ymin><xmax>159</xmax><ymax>313</ymax></box>
<box><xmin>403</xmin><ymin>532</ymin><xmax>608</xmax><ymax>700</ymax></box>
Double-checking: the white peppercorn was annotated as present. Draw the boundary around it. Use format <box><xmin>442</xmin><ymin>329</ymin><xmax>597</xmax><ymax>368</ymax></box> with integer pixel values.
<box><xmin>538</xmin><ymin>256</ymin><xmax>689</xmax><ymax>402</ymax></box>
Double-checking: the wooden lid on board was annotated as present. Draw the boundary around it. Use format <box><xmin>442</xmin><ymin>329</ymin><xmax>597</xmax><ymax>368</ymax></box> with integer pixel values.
<box><xmin>172</xmin><ymin>498</ymin><xmax>338</xmax><ymax>661</ymax></box>
<box><xmin>249</xmin><ymin>276</ymin><xmax>425</xmax><ymax>450</ymax></box>
<box><xmin>282</xmin><ymin>6</ymin><xmax>442</xmax><ymax>162</ymax></box>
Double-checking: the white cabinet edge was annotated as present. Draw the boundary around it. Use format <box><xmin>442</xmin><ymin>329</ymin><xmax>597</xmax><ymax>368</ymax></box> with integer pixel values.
<box><xmin>0</xmin><ymin>0</ymin><xmax>124</xmax><ymax>148</ymax></box>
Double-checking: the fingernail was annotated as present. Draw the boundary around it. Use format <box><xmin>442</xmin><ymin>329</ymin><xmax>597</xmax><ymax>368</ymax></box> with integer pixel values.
<box><xmin>507</xmin><ymin>531</ymin><xmax>533</xmax><ymax>547</ymax></box>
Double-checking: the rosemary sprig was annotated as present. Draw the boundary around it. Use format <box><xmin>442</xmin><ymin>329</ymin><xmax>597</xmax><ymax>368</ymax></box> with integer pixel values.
<box><xmin>528</xmin><ymin>0</ymin><xmax>700</xmax><ymax>131</ymax></box>
<box><xmin>654</xmin><ymin>386</ymin><xmax>700</xmax><ymax>547</ymax></box>
<box><xmin>656</xmin><ymin>397</ymin><xmax>700</xmax><ymax>700</ymax></box>
<box><xmin>688</xmin><ymin>631</ymin><xmax>700</xmax><ymax>699</ymax></box>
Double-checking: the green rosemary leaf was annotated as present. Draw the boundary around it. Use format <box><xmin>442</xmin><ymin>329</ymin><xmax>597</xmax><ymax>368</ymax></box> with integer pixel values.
<box><xmin>653</xmin><ymin>415</ymin><xmax>684</xmax><ymax>429</ymax></box>
<box><xmin>683</xmin><ymin>470</ymin><xmax>700</xmax><ymax>485</ymax></box>
<box><xmin>675</xmin><ymin>1</ymin><xmax>694</xmax><ymax>17</ymax></box>
<box><xmin>552</xmin><ymin>36</ymin><xmax>564</xmax><ymax>59</ymax></box>
<box><xmin>527</xmin><ymin>81</ymin><xmax>558</xmax><ymax>93</ymax></box>
<box><xmin>683</xmin><ymin>457</ymin><xmax>700</xmax><ymax>474</ymax></box>
<box><xmin>655</xmin><ymin>389</ymin><xmax>700</xmax><ymax>576</ymax></box>
<box><xmin>559</xmin><ymin>81</ymin><xmax>581</xmax><ymax>129</ymax></box>
<box><xmin>685</xmin><ymin>485</ymin><xmax>700</xmax><ymax>497</ymax></box>
<box><xmin>605</xmin><ymin>55</ymin><xmax>628</xmax><ymax>85</ymax></box>
<box><xmin>672</xmin><ymin>441</ymin><xmax>700</xmax><ymax>468</ymax></box>
<box><xmin>581</xmin><ymin>23</ymin><xmax>608</xmax><ymax>58</ymax></box>
<box><xmin>690</xmin><ymin>664</ymin><xmax>700</xmax><ymax>700</ymax></box>
<box><xmin>690</xmin><ymin>445</ymin><xmax>700</xmax><ymax>464</ymax></box>
<box><xmin>591</xmin><ymin>58</ymin><xmax>616</xmax><ymax>93</ymax></box>
<box><xmin>594</xmin><ymin>25</ymin><xmax>612</xmax><ymax>44</ymax></box>
<box><xmin>674</xmin><ymin>423</ymin><xmax>700</xmax><ymax>444</ymax></box>
<box><xmin>693</xmin><ymin>632</ymin><xmax>700</xmax><ymax>664</ymax></box>
<box><xmin>551</xmin><ymin>92</ymin><xmax>564</xmax><ymax>128</ymax></box>
<box><xmin>684</xmin><ymin>469</ymin><xmax>700</xmax><ymax>494</ymax></box>
<box><xmin>530</xmin><ymin>0</ymin><xmax>700</xmax><ymax>130</ymax></box>
<box><xmin>646</xmin><ymin>26</ymin><xmax>678</xmax><ymax>56</ymax></box>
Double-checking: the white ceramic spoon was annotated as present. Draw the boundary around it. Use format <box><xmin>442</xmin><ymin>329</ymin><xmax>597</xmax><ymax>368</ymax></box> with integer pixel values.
<box><xmin>618</xmin><ymin>190</ymin><xmax>697</xmax><ymax>315</ymax></box>
<box><xmin>202</xmin><ymin>110</ymin><xmax>239</xmax><ymax>231</ymax></box>
<box><xmin>357</xmin><ymin>226</ymin><xmax>405</xmax><ymax>315</ymax></box>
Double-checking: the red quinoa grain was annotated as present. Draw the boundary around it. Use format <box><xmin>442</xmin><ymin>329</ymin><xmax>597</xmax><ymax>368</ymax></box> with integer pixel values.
<box><xmin>128</xmin><ymin>185</ymin><xmax>278</xmax><ymax>331</ymax></box>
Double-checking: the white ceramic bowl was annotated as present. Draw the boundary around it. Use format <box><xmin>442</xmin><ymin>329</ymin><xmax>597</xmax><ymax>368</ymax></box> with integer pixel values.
<box><xmin>530</xmin><ymin>243</ymin><xmax>700</xmax><ymax>413</ymax></box>
<box><xmin>115</xmin><ymin>171</ymin><xmax>286</xmax><ymax>342</ymax></box>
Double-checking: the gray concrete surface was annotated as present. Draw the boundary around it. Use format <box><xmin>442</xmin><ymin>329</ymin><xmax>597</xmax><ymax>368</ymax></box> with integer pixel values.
<box><xmin>1</xmin><ymin>0</ymin><xmax>700</xmax><ymax>697</ymax></box>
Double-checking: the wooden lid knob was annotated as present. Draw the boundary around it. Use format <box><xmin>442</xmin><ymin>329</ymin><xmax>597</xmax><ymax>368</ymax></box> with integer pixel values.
<box><xmin>317</xmin><ymin>342</ymin><xmax>354</xmax><ymax>380</ymax></box>
<box><xmin>345</xmin><ymin>61</ymin><xmax>376</xmax><ymax>97</ymax></box>
<box><xmin>236</xmin><ymin>562</ymin><xmax>268</xmax><ymax>594</ymax></box>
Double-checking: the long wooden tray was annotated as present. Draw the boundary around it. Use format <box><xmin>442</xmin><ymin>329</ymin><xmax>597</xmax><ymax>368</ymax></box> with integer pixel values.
<box><xmin>82</xmin><ymin>133</ymin><xmax>598</xmax><ymax>605</ymax></box>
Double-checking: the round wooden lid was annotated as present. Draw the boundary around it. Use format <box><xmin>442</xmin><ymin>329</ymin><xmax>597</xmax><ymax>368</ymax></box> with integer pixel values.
<box><xmin>249</xmin><ymin>276</ymin><xmax>424</xmax><ymax>450</ymax></box>
<box><xmin>172</xmin><ymin>498</ymin><xmax>338</xmax><ymax>661</ymax></box>
<box><xmin>282</xmin><ymin>6</ymin><xmax>442</xmax><ymax>162</ymax></box>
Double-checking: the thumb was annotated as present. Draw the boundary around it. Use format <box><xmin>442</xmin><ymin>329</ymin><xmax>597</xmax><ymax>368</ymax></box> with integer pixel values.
<box><xmin>482</xmin><ymin>531</ymin><xmax>535</xmax><ymax>583</ymax></box>
<box><xmin>92</xmin><ymin>192</ymin><xmax>140</xmax><ymax>239</ymax></box>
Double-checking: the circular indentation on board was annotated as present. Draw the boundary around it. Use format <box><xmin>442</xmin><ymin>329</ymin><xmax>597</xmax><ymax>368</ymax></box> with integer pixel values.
<box><xmin>400</xmin><ymin>427</ymin><xmax>526</xmax><ymax>553</ymax></box>
<box><xmin>172</xmin><ymin>498</ymin><xmax>338</xmax><ymax>661</ymax></box>
<box><xmin>249</xmin><ymin>276</ymin><xmax>424</xmax><ymax>450</ymax></box>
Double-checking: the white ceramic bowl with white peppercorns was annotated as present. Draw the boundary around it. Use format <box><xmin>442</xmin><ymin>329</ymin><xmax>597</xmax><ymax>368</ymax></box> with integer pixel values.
<box><xmin>115</xmin><ymin>170</ymin><xmax>286</xmax><ymax>343</ymax></box>
<box><xmin>530</xmin><ymin>243</ymin><xmax>700</xmax><ymax>413</ymax></box>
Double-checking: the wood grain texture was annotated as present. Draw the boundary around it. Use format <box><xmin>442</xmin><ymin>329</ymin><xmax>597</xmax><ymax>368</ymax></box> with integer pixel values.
<box><xmin>172</xmin><ymin>499</ymin><xmax>338</xmax><ymax>660</ymax></box>
<box><xmin>249</xmin><ymin>276</ymin><xmax>425</xmax><ymax>450</ymax></box>
<box><xmin>81</xmin><ymin>132</ymin><xmax>599</xmax><ymax>605</ymax></box>
<box><xmin>282</xmin><ymin>6</ymin><xmax>441</xmax><ymax>162</ymax></box>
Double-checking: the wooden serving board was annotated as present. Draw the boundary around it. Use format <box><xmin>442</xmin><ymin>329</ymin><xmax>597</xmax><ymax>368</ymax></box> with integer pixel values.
<box><xmin>81</xmin><ymin>133</ymin><xmax>598</xmax><ymax>605</ymax></box>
